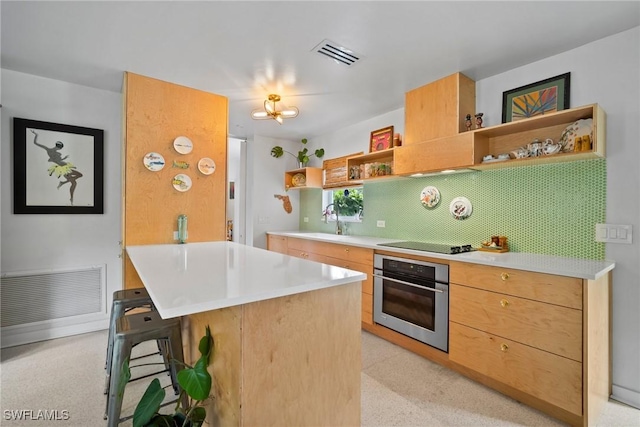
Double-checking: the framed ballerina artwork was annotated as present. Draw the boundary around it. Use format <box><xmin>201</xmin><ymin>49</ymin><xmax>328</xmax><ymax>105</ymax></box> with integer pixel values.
<box><xmin>13</xmin><ymin>117</ymin><xmax>104</xmax><ymax>214</ymax></box>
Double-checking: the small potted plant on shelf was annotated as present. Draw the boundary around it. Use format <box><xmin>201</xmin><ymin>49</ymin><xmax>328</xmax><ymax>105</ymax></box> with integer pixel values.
<box><xmin>271</xmin><ymin>138</ymin><xmax>325</xmax><ymax>168</ymax></box>
<box><xmin>121</xmin><ymin>326</ymin><xmax>214</xmax><ymax>427</ymax></box>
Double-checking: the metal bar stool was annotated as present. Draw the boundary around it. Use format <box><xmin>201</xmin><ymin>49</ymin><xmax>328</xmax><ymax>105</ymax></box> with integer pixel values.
<box><xmin>104</xmin><ymin>310</ymin><xmax>185</xmax><ymax>426</ymax></box>
<box><xmin>104</xmin><ymin>288</ymin><xmax>158</xmax><ymax>393</ymax></box>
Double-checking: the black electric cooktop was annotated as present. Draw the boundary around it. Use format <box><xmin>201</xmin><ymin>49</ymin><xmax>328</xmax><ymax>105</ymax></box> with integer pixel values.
<box><xmin>377</xmin><ymin>241</ymin><xmax>474</xmax><ymax>254</ymax></box>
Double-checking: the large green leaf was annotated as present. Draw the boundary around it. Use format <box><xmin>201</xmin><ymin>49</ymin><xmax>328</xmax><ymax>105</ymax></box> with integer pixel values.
<box><xmin>133</xmin><ymin>378</ymin><xmax>165</xmax><ymax>427</ymax></box>
<box><xmin>118</xmin><ymin>358</ymin><xmax>132</xmax><ymax>399</ymax></box>
<box><xmin>198</xmin><ymin>326</ymin><xmax>213</xmax><ymax>362</ymax></box>
<box><xmin>147</xmin><ymin>414</ymin><xmax>175</xmax><ymax>427</ymax></box>
<box><xmin>314</xmin><ymin>148</ymin><xmax>325</xmax><ymax>158</ymax></box>
<box><xmin>190</xmin><ymin>407</ymin><xmax>207</xmax><ymax>426</ymax></box>
<box><xmin>177</xmin><ymin>356</ymin><xmax>212</xmax><ymax>401</ymax></box>
<box><xmin>270</xmin><ymin>146</ymin><xmax>284</xmax><ymax>158</ymax></box>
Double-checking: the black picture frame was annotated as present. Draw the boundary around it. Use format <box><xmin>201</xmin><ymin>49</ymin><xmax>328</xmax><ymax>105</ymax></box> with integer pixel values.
<box><xmin>502</xmin><ymin>72</ymin><xmax>571</xmax><ymax>123</ymax></box>
<box><xmin>13</xmin><ymin>117</ymin><xmax>104</xmax><ymax>214</ymax></box>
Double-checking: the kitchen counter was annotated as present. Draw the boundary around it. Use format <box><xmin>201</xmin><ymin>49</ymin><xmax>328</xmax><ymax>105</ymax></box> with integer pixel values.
<box><xmin>267</xmin><ymin>231</ymin><xmax>615</xmax><ymax>280</ymax></box>
<box><xmin>126</xmin><ymin>241</ymin><xmax>366</xmax><ymax>318</ymax></box>
<box><xmin>126</xmin><ymin>240</ymin><xmax>363</xmax><ymax>426</ymax></box>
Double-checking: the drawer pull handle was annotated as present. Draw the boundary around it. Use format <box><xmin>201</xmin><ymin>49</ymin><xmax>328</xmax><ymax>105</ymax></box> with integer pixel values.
<box><xmin>501</xmin><ymin>343</ymin><xmax>509</xmax><ymax>352</ymax></box>
<box><xmin>501</xmin><ymin>272</ymin><xmax>509</xmax><ymax>281</ymax></box>
<box><xmin>345</xmin><ymin>248</ymin><xmax>350</xmax><ymax>252</ymax></box>
<box><xmin>500</xmin><ymin>299</ymin><xmax>509</xmax><ymax>308</ymax></box>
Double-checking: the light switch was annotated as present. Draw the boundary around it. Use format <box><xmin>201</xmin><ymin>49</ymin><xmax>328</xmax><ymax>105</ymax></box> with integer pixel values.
<box><xmin>595</xmin><ymin>224</ymin><xmax>633</xmax><ymax>244</ymax></box>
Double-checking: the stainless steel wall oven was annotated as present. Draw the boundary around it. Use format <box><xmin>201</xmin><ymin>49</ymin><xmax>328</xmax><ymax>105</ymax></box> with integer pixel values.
<box><xmin>373</xmin><ymin>254</ymin><xmax>449</xmax><ymax>352</ymax></box>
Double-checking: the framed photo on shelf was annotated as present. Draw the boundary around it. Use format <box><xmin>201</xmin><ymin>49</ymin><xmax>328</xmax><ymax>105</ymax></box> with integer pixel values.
<box><xmin>502</xmin><ymin>72</ymin><xmax>570</xmax><ymax>123</ymax></box>
<box><xmin>370</xmin><ymin>126</ymin><xmax>394</xmax><ymax>152</ymax></box>
<box><xmin>13</xmin><ymin>117</ymin><xmax>104</xmax><ymax>214</ymax></box>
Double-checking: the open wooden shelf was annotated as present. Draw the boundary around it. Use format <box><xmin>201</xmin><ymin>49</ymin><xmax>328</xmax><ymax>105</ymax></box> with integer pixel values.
<box><xmin>284</xmin><ymin>167</ymin><xmax>323</xmax><ymax>189</ymax></box>
<box><xmin>394</xmin><ymin>104</ymin><xmax>605</xmax><ymax>176</ymax></box>
<box><xmin>346</xmin><ymin>149</ymin><xmax>397</xmax><ymax>182</ymax></box>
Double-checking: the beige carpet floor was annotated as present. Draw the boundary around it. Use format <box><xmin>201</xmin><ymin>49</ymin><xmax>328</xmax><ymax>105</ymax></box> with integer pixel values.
<box><xmin>1</xmin><ymin>329</ymin><xmax>639</xmax><ymax>426</ymax></box>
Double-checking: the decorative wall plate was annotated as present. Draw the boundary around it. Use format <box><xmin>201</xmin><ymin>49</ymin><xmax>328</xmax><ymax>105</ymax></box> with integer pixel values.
<box><xmin>420</xmin><ymin>186</ymin><xmax>441</xmax><ymax>208</ymax></box>
<box><xmin>559</xmin><ymin>119</ymin><xmax>593</xmax><ymax>152</ymax></box>
<box><xmin>198</xmin><ymin>157</ymin><xmax>216</xmax><ymax>175</ymax></box>
<box><xmin>449</xmin><ymin>196</ymin><xmax>472</xmax><ymax>220</ymax></box>
<box><xmin>291</xmin><ymin>173</ymin><xmax>307</xmax><ymax>187</ymax></box>
<box><xmin>173</xmin><ymin>136</ymin><xmax>193</xmax><ymax>154</ymax></box>
<box><xmin>143</xmin><ymin>152</ymin><xmax>165</xmax><ymax>171</ymax></box>
<box><xmin>172</xmin><ymin>173</ymin><xmax>192</xmax><ymax>192</ymax></box>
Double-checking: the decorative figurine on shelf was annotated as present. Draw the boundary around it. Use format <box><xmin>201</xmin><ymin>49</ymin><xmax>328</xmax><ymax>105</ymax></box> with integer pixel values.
<box><xmin>475</xmin><ymin>112</ymin><xmax>484</xmax><ymax>129</ymax></box>
<box><xmin>465</xmin><ymin>114</ymin><xmax>472</xmax><ymax>131</ymax></box>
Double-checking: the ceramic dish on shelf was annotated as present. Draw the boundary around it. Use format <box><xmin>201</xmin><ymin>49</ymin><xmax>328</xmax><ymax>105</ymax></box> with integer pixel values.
<box><xmin>172</xmin><ymin>173</ymin><xmax>192</xmax><ymax>192</ymax></box>
<box><xmin>173</xmin><ymin>136</ymin><xmax>193</xmax><ymax>154</ymax></box>
<box><xmin>449</xmin><ymin>196</ymin><xmax>472</xmax><ymax>220</ymax></box>
<box><xmin>198</xmin><ymin>157</ymin><xmax>216</xmax><ymax>175</ymax></box>
<box><xmin>420</xmin><ymin>186</ymin><xmax>441</xmax><ymax>208</ymax></box>
<box><xmin>559</xmin><ymin>118</ymin><xmax>593</xmax><ymax>152</ymax></box>
<box><xmin>143</xmin><ymin>152</ymin><xmax>165</xmax><ymax>171</ymax></box>
<box><xmin>291</xmin><ymin>173</ymin><xmax>307</xmax><ymax>187</ymax></box>
<box><xmin>481</xmin><ymin>157</ymin><xmax>510</xmax><ymax>164</ymax></box>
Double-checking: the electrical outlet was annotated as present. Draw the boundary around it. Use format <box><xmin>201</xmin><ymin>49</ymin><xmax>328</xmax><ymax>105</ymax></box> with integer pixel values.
<box><xmin>258</xmin><ymin>216</ymin><xmax>270</xmax><ymax>224</ymax></box>
<box><xmin>595</xmin><ymin>224</ymin><xmax>632</xmax><ymax>244</ymax></box>
<box><xmin>377</xmin><ymin>220</ymin><xmax>386</xmax><ymax>228</ymax></box>
<box><xmin>303</xmin><ymin>217</ymin><xmax>309</xmax><ymax>223</ymax></box>
<box><xmin>173</xmin><ymin>231</ymin><xmax>178</xmax><ymax>240</ymax></box>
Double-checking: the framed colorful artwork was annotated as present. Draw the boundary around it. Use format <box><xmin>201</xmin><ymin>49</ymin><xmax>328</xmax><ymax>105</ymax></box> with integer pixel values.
<box><xmin>502</xmin><ymin>73</ymin><xmax>570</xmax><ymax>123</ymax></box>
<box><xmin>13</xmin><ymin>117</ymin><xmax>104</xmax><ymax>214</ymax></box>
<box><xmin>370</xmin><ymin>126</ymin><xmax>394</xmax><ymax>152</ymax></box>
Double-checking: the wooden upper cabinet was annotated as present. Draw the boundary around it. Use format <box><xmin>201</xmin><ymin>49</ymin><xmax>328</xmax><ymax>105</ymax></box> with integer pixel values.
<box><xmin>404</xmin><ymin>72</ymin><xmax>476</xmax><ymax>145</ymax></box>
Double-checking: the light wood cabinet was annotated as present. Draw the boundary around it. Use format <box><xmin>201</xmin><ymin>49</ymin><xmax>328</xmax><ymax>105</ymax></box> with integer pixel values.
<box><xmin>450</xmin><ymin>322</ymin><xmax>583</xmax><ymax>415</ymax></box>
<box><xmin>394</xmin><ymin>132</ymin><xmax>477</xmax><ymax>175</ymax></box>
<box><xmin>272</xmin><ymin>236</ymin><xmax>374</xmax><ymax>326</ymax></box>
<box><xmin>322</xmin><ymin>152</ymin><xmax>363</xmax><ymax>189</ymax></box>
<box><xmin>267</xmin><ymin>234</ymin><xmax>288</xmax><ymax>254</ymax></box>
<box><xmin>449</xmin><ymin>260</ymin><xmax>611</xmax><ymax>426</ymax></box>
<box><xmin>284</xmin><ymin>167</ymin><xmax>323</xmax><ymax>189</ymax></box>
<box><xmin>404</xmin><ymin>72</ymin><xmax>476</xmax><ymax>145</ymax></box>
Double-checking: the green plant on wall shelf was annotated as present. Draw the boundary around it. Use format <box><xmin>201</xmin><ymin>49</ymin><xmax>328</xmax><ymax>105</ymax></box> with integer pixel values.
<box><xmin>271</xmin><ymin>138</ymin><xmax>325</xmax><ymax>168</ymax></box>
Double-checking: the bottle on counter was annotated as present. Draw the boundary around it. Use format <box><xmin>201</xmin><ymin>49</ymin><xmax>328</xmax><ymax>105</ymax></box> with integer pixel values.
<box><xmin>178</xmin><ymin>214</ymin><xmax>188</xmax><ymax>244</ymax></box>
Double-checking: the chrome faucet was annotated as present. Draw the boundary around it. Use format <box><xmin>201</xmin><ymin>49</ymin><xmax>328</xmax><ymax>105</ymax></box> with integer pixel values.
<box><xmin>323</xmin><ymin>203</ymin><xmax>342</xmax><ymax>235</ymax></box>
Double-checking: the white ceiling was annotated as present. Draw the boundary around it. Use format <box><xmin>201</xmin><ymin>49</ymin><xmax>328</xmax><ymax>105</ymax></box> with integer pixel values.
<box><xmin>2</xmin><ymin>1</ymin><xmax>639</xmax><ymax>141</ymax></box>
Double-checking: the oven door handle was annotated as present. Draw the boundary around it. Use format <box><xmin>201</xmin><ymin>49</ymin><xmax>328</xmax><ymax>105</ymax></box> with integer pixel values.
<box><xmin>373</xmin><ymin>273</ymin><xmax>445</xmax><ymax>293</ymax></box>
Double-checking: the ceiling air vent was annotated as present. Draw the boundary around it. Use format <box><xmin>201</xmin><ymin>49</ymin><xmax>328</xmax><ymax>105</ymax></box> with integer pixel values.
<box><xmin>312</xmin><ymin>39</ymin><xmax>361</xmax><ymax>67</ymax></box>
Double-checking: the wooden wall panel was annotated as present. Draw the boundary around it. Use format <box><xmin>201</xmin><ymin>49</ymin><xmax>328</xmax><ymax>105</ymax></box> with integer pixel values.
<box><xmin>241</xmin><ymin>283</ymin><xmax>362</xmax><ymax>427</ymax></box>
<box><xmin>183</xmin><ymin>307</ymin><xmax>242</xmax><ymax>427</ymax></box>
<box><xmin>123</xmin><ymin>72</ymin><xmax>227</xmax><ymax>288</ymax></box>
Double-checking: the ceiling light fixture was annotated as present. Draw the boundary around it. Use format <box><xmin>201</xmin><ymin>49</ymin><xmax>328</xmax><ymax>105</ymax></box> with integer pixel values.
<box><xmin>251</xmin><ymin>94</ymin><xmax>298</xmax><ymax>125</ymax></box>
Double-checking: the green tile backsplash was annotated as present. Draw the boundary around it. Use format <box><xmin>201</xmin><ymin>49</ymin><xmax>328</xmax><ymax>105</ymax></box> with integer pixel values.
<box><xmin>299</xmin><ymin>159</ymin><xmax>606</xmax><ymax>259</ymax></box>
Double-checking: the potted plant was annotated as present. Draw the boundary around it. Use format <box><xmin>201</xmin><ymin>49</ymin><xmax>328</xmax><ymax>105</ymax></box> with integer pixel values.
<box><xmin>271</xmin><ymin>138</ymin><xmax>325</xmax><ymax>168</ymax></box>
<box><xmin>120</xmin><ymin>326</ymin><xmax>214</xmax><ymax>427</ymax></box>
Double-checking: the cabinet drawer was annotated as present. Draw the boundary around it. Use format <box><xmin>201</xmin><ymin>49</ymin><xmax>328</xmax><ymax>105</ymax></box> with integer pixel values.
<box><xmin>287</xmin><ymin>239</ymin><xmax>373</xmax><ymax>265</ymax></box>
<box><xmin>286</xmin><ymin>248</ymin><xmax>327</xmax><ymax>264</ymax></box>
<box><xmin>450</xmin><ymin>284</ymin><xmax>582</xmax><ymax>361</ymax></box>
<box><xmin>267</xmin><ymin>235</ymin><xmax>288</xmax><ymax>254</ymax></box>
<box><xmin>450</xmin><ymin>261</ymin><xmax>582</xmax><ymax>310</ymax></box>
<box><xmin>450</xmin><ymin>322</ymin><xmax>582</xmax><ymax>416</ymax></box>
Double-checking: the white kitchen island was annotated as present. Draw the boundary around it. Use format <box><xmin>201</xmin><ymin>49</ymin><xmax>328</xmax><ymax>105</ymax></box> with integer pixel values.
<box><xmin>126</xmin><ymin>241</ymin><xmax>366</xmax><ymax>427</ymax></box>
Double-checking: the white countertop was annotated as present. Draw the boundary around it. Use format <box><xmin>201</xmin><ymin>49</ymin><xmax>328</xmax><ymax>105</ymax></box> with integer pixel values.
<box><xmin>126</xmin><ymin>241</ymin><xmax>366</xmax><ymax>318</ymax></box>
<box><xmin>269</xmin><ymin>231</ymin><xmax>615</xmax><ymax>280</ymax></box>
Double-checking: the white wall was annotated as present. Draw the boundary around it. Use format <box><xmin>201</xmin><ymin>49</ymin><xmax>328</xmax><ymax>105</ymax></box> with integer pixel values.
<box><xmin>249</xmin><ymin>135</ymin><xmax>302</xmax><ymax>248</ymax></box>
<box><xmin>476</xmin><ymin>26</ymin><xmax>640</xmax><ymax>407</ymax></box>
<box><xmin>313</xmin><ymin>109</ymin><xmax>405</xmax><ymax>160</ymax></box>
<box><xmin>0</xmin><ymin>69</ymin><xmax>122</xmax><ymax>345</ymax></box>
